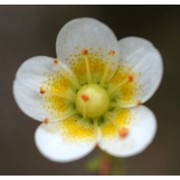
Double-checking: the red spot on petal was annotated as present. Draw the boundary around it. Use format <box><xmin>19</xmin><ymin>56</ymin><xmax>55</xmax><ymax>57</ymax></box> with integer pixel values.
<box><xmin>119</xmin><ymin>127</ymin><xmax>129</xmax><ymax>138</ymax></box>
<box><xmin>81</xmin><ymin>48</ymin><xmax>88</xmax><ymax>55</ymax></box>
<box><xmin>128</xmin><ymin>74</ymin><xmax>134</xmax><ymax>82</ymax></box>
<box><xmin>81</xmin><ymin>94</ymin><xmax>89</xmax><ymax>102</ymax></box>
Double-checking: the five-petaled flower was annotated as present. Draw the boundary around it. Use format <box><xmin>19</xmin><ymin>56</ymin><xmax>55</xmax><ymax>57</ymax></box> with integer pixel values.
<box><xmin>13</xmin><ymin>18</ymin><xmax>163</xmax><ymax>162</ymax></box>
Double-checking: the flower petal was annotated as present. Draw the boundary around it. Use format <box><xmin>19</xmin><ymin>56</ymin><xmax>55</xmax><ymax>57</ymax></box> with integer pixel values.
<box><xmin>13</xmin><ymin>56</ymin><xmax>74</xmax><ymax>121</ymax></box>
<box><xmin>56</xmin><ymin>18</ymin><xmax>119</xmax><ymax>74</ymax></box>
<box><xmin>98</xmin><ymin>105</ymin><xmax>157</xmax><ymax>157</ymax></box>
<box><xmin>117</xmin><ymin>37</ymin><xmax>163</xmax><ymax>106</ymax></box>
<box><xmin>35</xmin><ymin>116</ymin><xmax>97</xmax><ymax>162</ymax></box>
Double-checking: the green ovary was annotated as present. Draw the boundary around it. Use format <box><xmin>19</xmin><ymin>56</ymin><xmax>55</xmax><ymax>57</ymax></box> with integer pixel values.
<box><xmin>75</xmin><ymin>84</ymin><xmax>110</xmax><ymax>118</ymax></box>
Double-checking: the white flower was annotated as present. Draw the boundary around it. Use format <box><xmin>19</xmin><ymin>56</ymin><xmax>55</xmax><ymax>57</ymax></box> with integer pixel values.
<box><xmin>13</xmin><ymin>18</ymin><xmax>163</xmax><ymax>162</ymax></box>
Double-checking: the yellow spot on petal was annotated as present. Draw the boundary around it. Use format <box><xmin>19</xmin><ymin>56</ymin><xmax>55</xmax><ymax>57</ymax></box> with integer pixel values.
<box><xmin>59</xmin><ymin>116</ymin><xmax>96</xmax><ymax>141</ymax></box>
<box><xmin>101</xmin><ymin>109</ymin><xmax>131</xmax><ymax>138</ymax></box>
<box><xmin>115</xmin><ymin>108</ymin><xmax>131</xmax><ymax>127</ymax></box>
<box><xmin>110</xmin><ymin>65</ymin><xmax>140</xmax><ymax>104</ymax></box>
<box><xmin>70</xmin><ymin>50</ymin><xmax>113</xmax><ymax>85</ymax></box>
<box><xmin>101</xmin><ymin>121</ymin><xmax>117</xmax><ymax>138</ymax></box>
<box><xmin>41</xmin><ymin>70</ymin><xmax>74</xmax><ymax>119</ymax></box>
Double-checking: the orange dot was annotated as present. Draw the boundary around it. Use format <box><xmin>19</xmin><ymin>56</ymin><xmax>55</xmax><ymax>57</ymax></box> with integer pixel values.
<box><xmin>108</xmin><ymin>50</ymin><xmax>116</xmax><ymax>56</ymax></box>
<box><xmin>44</xmin><ymin>118</ymin><xmax>49</xmax><ymax>125</ymax></box>
<box><xmin>81</xmin><ymin>94</ymin><xmax>89</xmax><ymax>102</ymax></box>
<box><xmin>119</xmin><ymin>127</ymin><xmax>129</xmax><ymax>138</ymax></box>
<box><xmin>137</xmin><ymin>99</ymin><xmax>142</xmax><ymax>105</ymax></box>
<box><xmin>128</xmin><ymin>74</ymin><xmax>134</xmax><ymax>82</ymax></box>
<box><xmin>40</xmin><ymin>87</ymin><xmax>45</xmax><ymax>94</ymax></box>
<box><xmin>54</xmin><ymin>59</ymin><xmax>59</xmax><ymax>64</ymax></box>
<box><xmin>81</xmin><ymin>48</ymin><xmax>88</xmax><ymax>55</ymax></box>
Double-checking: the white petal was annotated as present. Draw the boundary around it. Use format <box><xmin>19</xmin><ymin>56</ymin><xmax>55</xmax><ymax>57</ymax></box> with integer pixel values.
<box><xmin>13</xmin><ymin>56</ymin><xmax>70</xmax><ymax>121</ymax></box>
<box><xmin>35</xmin><ymin>121</ymin><xmax>96</xmax><ymax>162</ymax></box>
<box><xmin>99</xmin><ymin>106</ymin><xmax>157</xmax><ymax>157</ymax></box>
<box><xmin>56</xmin><ymin>18</ymin><xmax>119</xmax><ymax>70</ymax></box>
<box><xmin>118</xmin><ymin>37</ymin><xmax>163</xmax><ymax>105</ymax></box>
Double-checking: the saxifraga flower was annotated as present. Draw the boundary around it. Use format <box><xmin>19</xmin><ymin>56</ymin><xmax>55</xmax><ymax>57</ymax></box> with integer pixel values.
<box><xmin>13</xmin><ymin>18</ymin><xmax>163</xmax><ymax>162</ymax></box>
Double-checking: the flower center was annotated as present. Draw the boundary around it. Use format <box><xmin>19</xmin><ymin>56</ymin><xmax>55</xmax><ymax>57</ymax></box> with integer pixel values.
<box><xmin>75</xmin><ymin>84</ymin><xmax>110</xmax><ymax>118</ymax></box>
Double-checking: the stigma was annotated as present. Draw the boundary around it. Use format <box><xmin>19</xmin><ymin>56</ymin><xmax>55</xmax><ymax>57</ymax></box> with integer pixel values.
<box><xmin>75</xmin><ymin>84</ymin><xmax>110</xmax><ymax>118</ymax></box>
<box><xmin>81</xmin><ymin>94</ymin><xmax>90</xmax><ymax>102</ymax></box>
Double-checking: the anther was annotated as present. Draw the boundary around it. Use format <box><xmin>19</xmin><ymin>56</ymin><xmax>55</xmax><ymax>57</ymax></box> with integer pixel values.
<box><xmin>54</xmin><ymin>59</ymin><xmax>59</xmax><ymax>65</ymax></box>
<box><xmin>44</xmin><ymin>118</ymin><xmax>49</xmax><ymax>125</ymax></box>
<box><xmin>81</xmin><ymin>94</ymin><xmax>89</xmax><ymax>102</ymax></box>
<box><xmin>82</xmin><ymin>48</ymin><xmax>88</xmax><ymax>55</ymax></box>
<box><xmin>108</xmin><ymin>50</ymin><xmax>116</xmax><ymax>56</ymax></box>
<box><xmin>136</xmin><ymin>99</ymin><xmax>142</xmax><ymax>105</ymax></box>
<box><xmin>40</xmin><ymin>87</ymin><xmax>46</xmax><ymax>94</ymax></box>
<box><xmin>119</xmin><ymin>127</ymin><xmax>129</xmax><ymax>138</ymax></box>
<box><xmin>128</xmin><ymin>74</ymin><xmax>134</xmax><ymax>82</ymax></box>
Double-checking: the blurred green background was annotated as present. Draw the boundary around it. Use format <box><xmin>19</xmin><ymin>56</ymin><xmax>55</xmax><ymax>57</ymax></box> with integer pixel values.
<box><xmin>0</xmin><ymin>5</ymin><xmax>179</xmax><ymax>175</ymax></box>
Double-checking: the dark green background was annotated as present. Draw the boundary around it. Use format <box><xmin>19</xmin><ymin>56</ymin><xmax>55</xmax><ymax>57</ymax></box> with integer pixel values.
<box><xmin>0</xmin><ymin>5</ymin><xmax>179</xmax><ymax>174</ymax></box>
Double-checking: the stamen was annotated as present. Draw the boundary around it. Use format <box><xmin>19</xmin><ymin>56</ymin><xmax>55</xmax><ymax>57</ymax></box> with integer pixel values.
<box><xmin>94</xmin><ymin>118</ymin><xmax>101</xmax><ymax>141</ymax></box>
<box><xmin>119</xmin><ymin>127</ymin><xmax>129</xmax><ymax>138</ymax></box>
<box><xmin>40</xmin><ymin>87</ymin><xmax>46</xmax><ymax>94</ymax></box>
<box><xmin>41</xmin><ymin>110</ymin><xmax>79</xmax><ymax>125</ymax></box>
<box><xmin>106</xmin><ymin>112</ymin><xmax>129</xmax><ymax>139</ymax></box>
<box><xmin>100</xmin><ymin>51</ymin><xmax>115</xmax><ymax>87</ymax></box>
<box><xmin>109</xmin><ymin>101</ymin><xmax>129</xmax><ymax>109</ymax></box>
<box><xmin>54</xmin><ymin>59</ymin><xmax>59</xmax><ymax>65</ymax></box>
<box><xmin>40</xmin><ymin>86</ymin><xmax>75</xmax><ymax>101</ymax></box>
<box><xmin>53</xmin><ymin>58</ymin><xmax>81</xmax><ymax>89</ymax></box>
<box><xmin>106</xmin><ymin>112</ymin><xmax>119</xmax><ymax>127</ymax></box>
<box><xmin>136</xmin><ymin>99</ymin><xmax>142</xmax><ymax>105</ymax></box>
<box><xmin>109</xmin><ymin>73</ymin><xmax>135</xmax><ymax>95</ymax></box>
<box><xmin>81</xmin><ymin>94</ymin><xmax>89</xmax><ymax>102</ymax></box>
<box><xmin>43</xmin><ymin>118</ymin><xmax>49</xmax><ymax>125</ymax></box>
<box><xmin>128</xmin><ymin>74</ymin><xmax>134</xmax><ymax>82</ymax></box>
<box><xmin>83</xmin><ymin>104</ymin><xmax>87</xmax><ymax>119</ymax></box>
<box><xmin>108</xmin><ymin>50</ymin><xmax>115</xmax><ymax>56</ymax></box>
<box><xmin>82</xmin><ymin>49</ymin><xmax>92</xmax><ymax>84</ymax></box>
<box><xmin>100</xmin><ymin>59</ymin><xmax>111</xmax><ymax>87</ymax></box>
